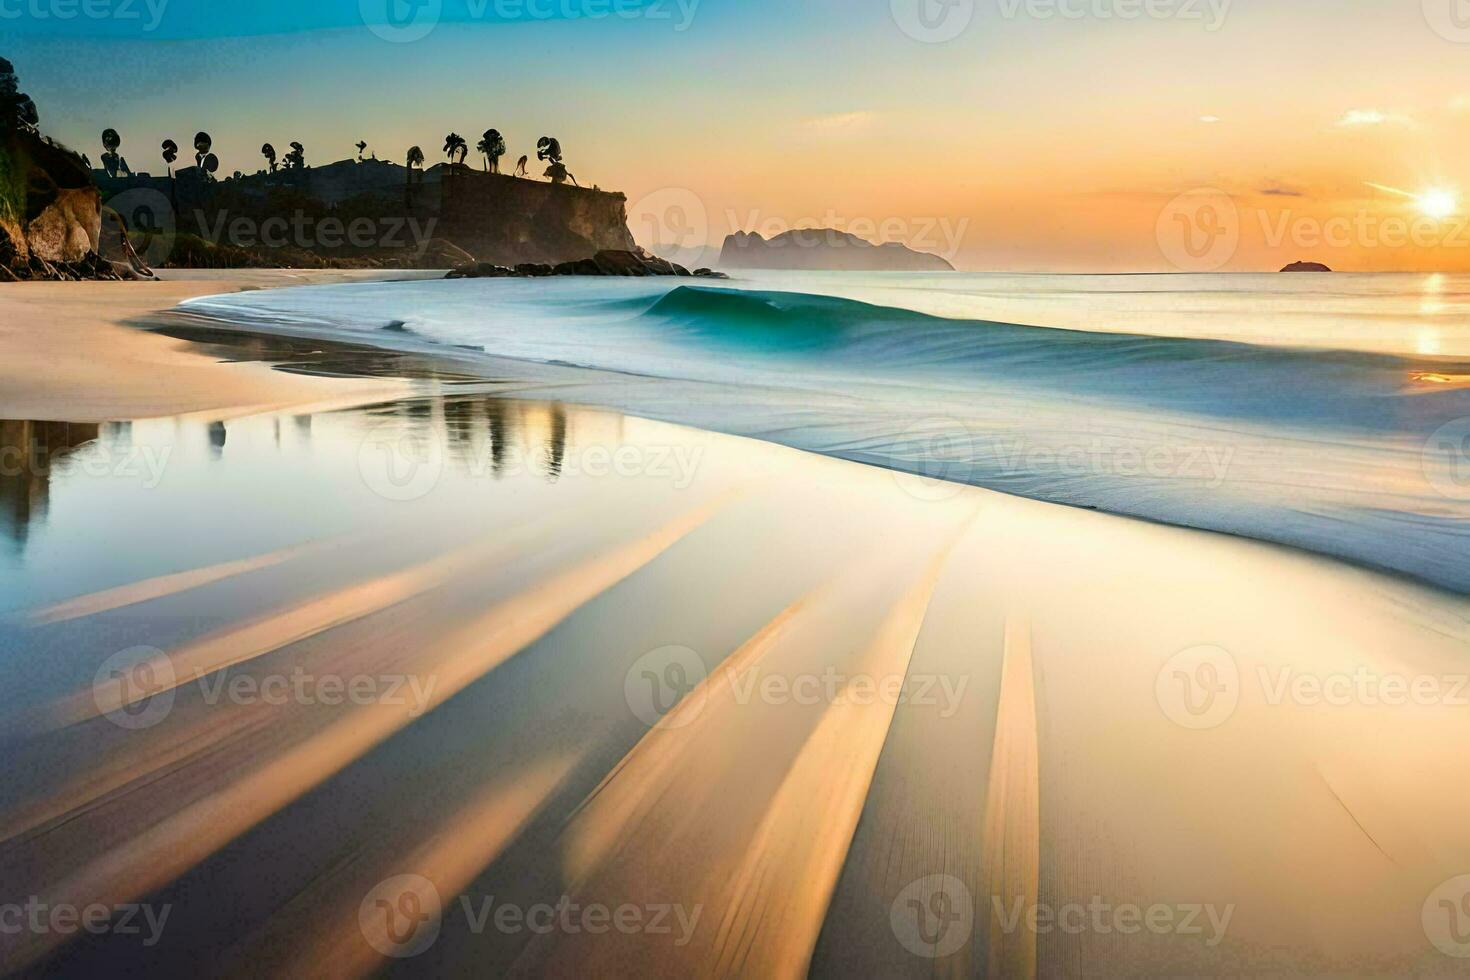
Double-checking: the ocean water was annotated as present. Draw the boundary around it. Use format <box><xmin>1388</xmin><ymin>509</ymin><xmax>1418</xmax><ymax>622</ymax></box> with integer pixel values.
<box><xmin>180</xmin><ymin>272</ymin><xmax>1470</xmax><ymax>593</ymax></box>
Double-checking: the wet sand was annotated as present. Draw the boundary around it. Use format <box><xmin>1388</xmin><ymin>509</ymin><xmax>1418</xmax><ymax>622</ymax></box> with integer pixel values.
<box><xmin>0</xmin><ymin>283</ymin><xmax>1469</xmax><ymax>978</ymax></box>
<box><xmin>0</xmin><ymin>272</ymin><xmax>425</xmax><ymax>423</ymax></box>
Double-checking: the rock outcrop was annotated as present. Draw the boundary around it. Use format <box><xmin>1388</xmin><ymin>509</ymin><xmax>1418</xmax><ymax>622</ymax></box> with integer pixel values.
<box><xmin>721</xmin><ymin>229</ymin><xmax>955</xmax><ymax>272</ymax></box>
<box><xmin>1280</xmin><ymin>261</ymin><xmax>1332</xmax><ymax>273</ymax></box>
<box><xmin>446</xmin><ymin>248</ymin><xmax>730</xmax><ymax>280</ymax></box>
<box><xmin>1</xmin><ymin>59</ymin><xmax>143</xmax><ymax>281</ymax></box>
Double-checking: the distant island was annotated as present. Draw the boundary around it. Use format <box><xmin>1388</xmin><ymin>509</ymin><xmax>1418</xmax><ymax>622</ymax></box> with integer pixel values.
<box><xmin>721</xmin><ymin>229</ymin><xmax>955</xmax><ymax>272</ymax></box>
<box><xmin>1281</xmin><ymin>260</ymin><xmax>1333</xmax><ymax>272</ymax></box>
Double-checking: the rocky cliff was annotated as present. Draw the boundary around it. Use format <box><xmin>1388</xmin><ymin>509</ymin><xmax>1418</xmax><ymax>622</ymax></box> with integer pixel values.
<box><xmin>720</xmin><ymin>229</ymin><xmax>955</xmax><ymax>272</ymax></box>
<box><xmin>436</xmin><ymin>170</ymin><xmax>636</xmax><ymax>266</ymax></box>
<box><xmin>95</xmin><ymin>162</ymin><xmax>637</xmax><ymax>269</ymax></box>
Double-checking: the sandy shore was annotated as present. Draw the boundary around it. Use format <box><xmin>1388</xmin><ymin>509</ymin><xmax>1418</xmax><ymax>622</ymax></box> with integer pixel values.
<box><xmin>0</xmin><ymin>271</ymin><xmax>425</xmax><ymax>423</ymax></box>
<box><xmin>1</xmin><ymin>276</ymin><xmax>1469</xmax><ymax>977</ymax></box>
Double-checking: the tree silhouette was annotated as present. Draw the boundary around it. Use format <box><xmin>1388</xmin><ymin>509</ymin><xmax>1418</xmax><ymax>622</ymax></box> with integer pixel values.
<box><xmin>193</xmin><ymin>132</ymin><xmax>219</xmax><ymax>182</ymax></box>
<box><xmin>405</xmin><ymin>145</ymin><xmax>425</xmax><ymax>207</ymax></box>
<box><xmin>356</xmin><ymin>140</ymin><xmax>368</xmax><ymax>161</ymax></box>
<box><xmin>261</xmin><ymin>143</ymin><xmax>277</xmax><ymax>173</ymax></box>
<box><xmin>0</xmin><ymin>58</ymin><xmax>38</xmax><ymax>133</ymax></box>
<box><xmin>100</xmin><ymin>128</ymin><xmax>130</xmax><ymax>178</ymax></box>
<box><xmin>477</xmin><ymin>129</ymin><xmax>506</xmax><ymax>174</ymax></box>
<box><xmin>161</xmin><ymin>139</ymin><xmax>178</xmax><ymax>177</ymax></box>
<box><xmin>443</xmin><ymin>133</ymin><xmax>468</xmax><ymax>168</ymax></box>
<box><xmin>284</xmin><ymin>141</ymin><xmax>305</xmax><ymax>170</ymax></box>
<box><xmin>537</xmin><ymin>137</ymin><xmax>576</xmax><ymax>185</ymax></box>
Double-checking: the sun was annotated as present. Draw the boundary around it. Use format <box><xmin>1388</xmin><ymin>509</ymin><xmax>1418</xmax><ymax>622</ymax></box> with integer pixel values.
<box><xmin>1418</xmin><ymin>189</ymin><xmax>1458</xmax><ymax>220</ymax></box>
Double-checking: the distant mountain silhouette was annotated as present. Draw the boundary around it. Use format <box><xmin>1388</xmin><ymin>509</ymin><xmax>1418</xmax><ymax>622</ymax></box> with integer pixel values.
<box><xmin>1280</xmin><ymin>260</ymin><xmax>1333</xmax><ymax>272</ymax></box>
<box><xmin>721</xmin><ymin>229</ymin><xmax>955</xmax><ymax>272</ymax></box>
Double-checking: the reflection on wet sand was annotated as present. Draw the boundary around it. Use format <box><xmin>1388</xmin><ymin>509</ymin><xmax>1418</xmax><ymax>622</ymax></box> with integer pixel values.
<box><xmin>0</xmin><ymin>420</ymin><xmax>101</xmax><ymax>553</ymax></box>
<box><xmin>0</xmin><ymin>393</ymin><xmax>1468</xmax><ymax>979</ymax></box>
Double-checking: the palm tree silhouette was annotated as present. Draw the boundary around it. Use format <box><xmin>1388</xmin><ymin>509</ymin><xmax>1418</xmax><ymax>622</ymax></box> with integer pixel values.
<box><xmin>443</xmin><ymin>133</ymin><xmax>468</xmax><ymax>168</ymax></box>
<box><xmin>100</xmin><ymin>128</ymin><xmax>130</xmax><ymax>178</ymax></box>
<box><xmin>261</xmin><ymin>143</ymin><xmax>277</xmax><ymax>173</ymax></box>
<box><xmin>477</xmin><ymin>129</ymin><xmax>506</xmax><ymax>174</ymax></box>
<box><xmin>161</xmin><ymin>139</ymin><xmax>178</xmax><ymax>177</ymax></box>
<box><xmin>356</xmin><ymin>140</ymin><xmax>368</xmax><ymax>162</ymax></box>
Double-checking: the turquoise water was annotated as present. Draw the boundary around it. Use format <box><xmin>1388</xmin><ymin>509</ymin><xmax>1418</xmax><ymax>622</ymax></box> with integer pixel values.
<box><xmin>181</xmin><ymin>272</ymin><xmax>1470</xmax><ymax>592</ymax></box>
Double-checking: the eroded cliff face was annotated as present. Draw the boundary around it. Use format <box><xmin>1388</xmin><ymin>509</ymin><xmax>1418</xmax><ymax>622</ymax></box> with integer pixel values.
<box><xmin>0</xmin><ymin>129</ymin><xmax>114</xmax><ymax>279</ymax></box>
<box><xmin>436</xmin><ymin>172</ymin><xmax>636</xmax><ymax>266</ymax></box>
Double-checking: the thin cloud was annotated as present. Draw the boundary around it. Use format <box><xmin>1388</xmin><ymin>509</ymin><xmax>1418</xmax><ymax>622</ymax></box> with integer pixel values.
<box><xmin>1260</xmin><ymin>186</ymin><xmax>1303</xmax><ymax>197</ymax></box>
<box><xmin>1335</xmin><ymin>108</ymin><xmax>1412</xmax><ymax>127</ymax></box>
<box><xmin>802</xmin><ymin>111</ymin><xmax>877</xmax><ymax>131</ymax></box>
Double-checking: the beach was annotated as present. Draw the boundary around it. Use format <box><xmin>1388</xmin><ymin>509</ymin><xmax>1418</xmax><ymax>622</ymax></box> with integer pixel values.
<box><xmin>1</xmin><ymin>274</ymin><xmax>1469</xmax><ymax>978</ymax></box>
<box><xmin>0</xmin><ymin>272</ymin><xmax>428</xmax><ymax>423</ymax></box>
